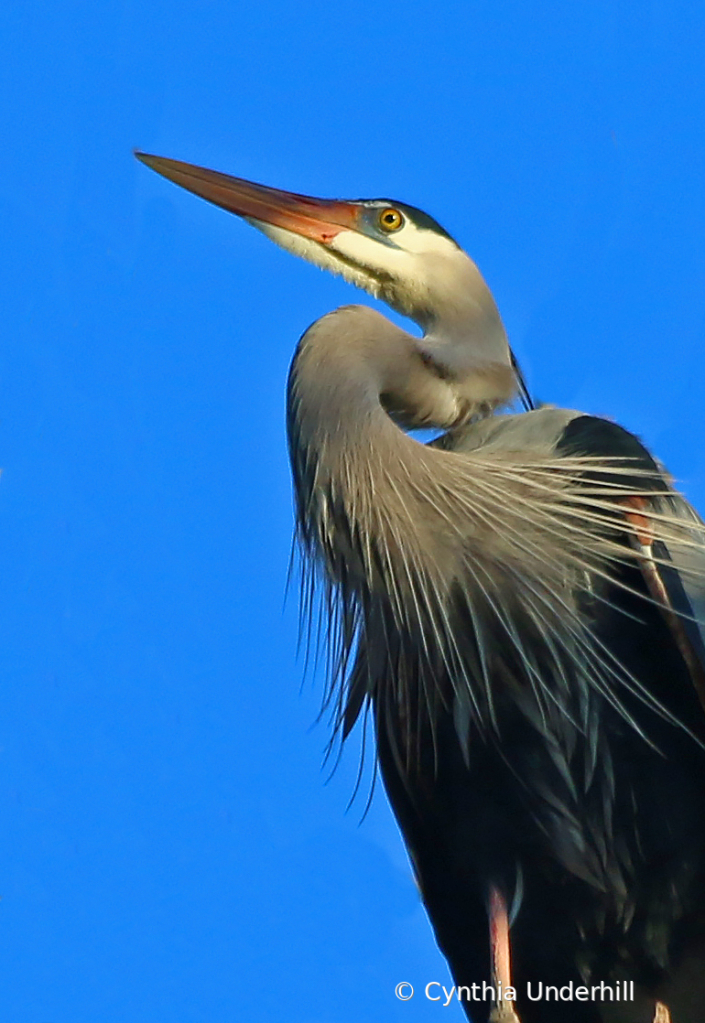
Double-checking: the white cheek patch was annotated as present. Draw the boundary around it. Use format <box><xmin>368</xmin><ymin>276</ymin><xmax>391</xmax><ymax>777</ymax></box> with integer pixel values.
<box><xmin>330</xmin><ymin>229</ymin><xmax>411</xmax><ymax>276</ymax></box>
<box><xmin>330</xmin><ymin>220</ymin><xmax>458</xmax><ymax>266</ymax></box>
<box><xmin>330</xmin><ymin>225</ymin><xmax>467</xmax><ymax>304</ymax></box>
<box><xmin>331</xmin><ymin>229</ymin><xmax>442</xmax><ymax>317</ymax></box>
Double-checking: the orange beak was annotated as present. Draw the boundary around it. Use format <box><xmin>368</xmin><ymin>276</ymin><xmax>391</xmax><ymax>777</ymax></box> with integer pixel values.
<box><xmin>135</xmin><ymin>152</ymin><xmax>361</xmax><ymax>244</ymax></box>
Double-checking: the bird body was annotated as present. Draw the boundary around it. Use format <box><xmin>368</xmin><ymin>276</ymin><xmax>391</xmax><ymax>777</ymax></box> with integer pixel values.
<box><xmin>289</xmin><ymin>309</ymin><xmax>705</xmax><ymax>1022</ymax></box>
<box><xmin>137</xmin><ymin>152</ymin><xmax>705</xmax><ymax>1022</ymax></box>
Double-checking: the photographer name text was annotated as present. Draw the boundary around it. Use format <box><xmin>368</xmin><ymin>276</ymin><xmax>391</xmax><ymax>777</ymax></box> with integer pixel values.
<box><xmin>395</xmin><ymin>979</ymin><xmax>635</xmax><ymax>1005</ymax></box>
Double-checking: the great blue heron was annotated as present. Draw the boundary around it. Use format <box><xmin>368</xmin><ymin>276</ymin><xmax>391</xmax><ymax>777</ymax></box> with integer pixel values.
<box><xmin>136</xmin><ymin>152</ymin><xmax>705</xmax><ymax>1023</ymax></box>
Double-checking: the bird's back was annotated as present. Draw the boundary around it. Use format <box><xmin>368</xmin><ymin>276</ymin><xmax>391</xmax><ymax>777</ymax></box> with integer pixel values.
<box><xmin>365</xmin><ymin>409</ymin><xmax>705</xmax><ymax>1023</ymax></box>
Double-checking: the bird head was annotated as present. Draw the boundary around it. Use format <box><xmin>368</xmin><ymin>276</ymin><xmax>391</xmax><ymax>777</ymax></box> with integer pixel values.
<box><xmin>134</xmin><ymin>153</ymin><xmax>510</xmax><ymax>379</ymax></box>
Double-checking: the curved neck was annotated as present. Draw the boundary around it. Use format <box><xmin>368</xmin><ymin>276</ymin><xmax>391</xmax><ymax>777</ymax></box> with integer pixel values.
<box><xmin>380</xmin><ymin>248</ymin><xmax>513</xmax><ymax>382</ymax></box>
<box><xmin>289</xmin><ymin>303</ymin><xmax>516</xmax><ymax>453</ymax></box>
<box><xmin>286</xmin><ymin>303</ymin><xmax>517</xmax><ymax>593</ymax></box>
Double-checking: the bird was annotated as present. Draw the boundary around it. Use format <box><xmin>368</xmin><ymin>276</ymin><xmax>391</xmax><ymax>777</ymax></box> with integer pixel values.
<box><xmin>136</xmin><ymin>151</ymin><xmax>705</xmax><ymax>1023</ymax></box>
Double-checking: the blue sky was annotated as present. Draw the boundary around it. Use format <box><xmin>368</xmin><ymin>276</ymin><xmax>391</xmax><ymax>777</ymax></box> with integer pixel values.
<box><xmin>3</xmin><ymin>2</ymin><xmax>705</xmax><ymax>1021</ymax></box>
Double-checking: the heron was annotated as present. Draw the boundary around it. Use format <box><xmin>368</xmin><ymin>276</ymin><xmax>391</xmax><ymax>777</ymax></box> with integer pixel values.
<box><xmin>136</xmin><ymin>152</ymin><xmax>705</xmax><ymax>1023</ymax></box>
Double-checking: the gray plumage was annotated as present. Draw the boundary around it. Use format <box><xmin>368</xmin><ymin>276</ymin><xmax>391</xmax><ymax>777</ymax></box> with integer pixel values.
<box><xmin>136</xmin><ymin>151</ymin><xmax>705</xmax><ymax>1023</ymax></box>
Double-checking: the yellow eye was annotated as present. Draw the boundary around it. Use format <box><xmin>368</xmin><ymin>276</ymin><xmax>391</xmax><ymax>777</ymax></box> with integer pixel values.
<box><xmin>378</xmin><ymin>207</ymin><xmax>404</xmax><ymax>232</ymax></box>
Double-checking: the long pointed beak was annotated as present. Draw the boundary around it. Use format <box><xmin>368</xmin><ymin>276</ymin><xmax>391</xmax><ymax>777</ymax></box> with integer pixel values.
<box><xmin>135</xmin><ymin>152</ymin><xmax>360</xmax><ymax>244</ymax></box>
